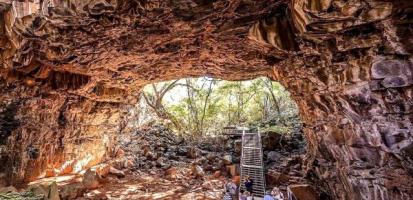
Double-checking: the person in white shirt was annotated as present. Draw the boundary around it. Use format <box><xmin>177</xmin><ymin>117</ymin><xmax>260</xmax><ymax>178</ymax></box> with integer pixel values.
<box><xmin>264</xmin><ymin>190</ymin><xmax>275</xmax><ymax>200</ymax></box>
<box><xmin>223</xmin><ymin>189</ymin><xmax>233</xmax><ymax>200</ymax></box>
<box><xmin>271</xmin><ymin>187</ymin><xmax>284</xmax><ymax>200</ymax></box>
<box><xmin>226</xmin><ymin>180</ymin><xmax>237</xmax><ymax>198</ymax></box>
<box><xmin>245</xmin><ymin>191</ymin><xmax>254</xmax><ymax>200</ymax></box>
<box><xmin>239</xmin><ymin>189</ymin><xmax>247</xmax><ymax>200</ymax></box>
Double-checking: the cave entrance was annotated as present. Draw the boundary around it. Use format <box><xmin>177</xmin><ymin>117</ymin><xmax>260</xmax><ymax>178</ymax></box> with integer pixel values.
<box><xmin>115</xmin><ymin>76</ymin><xmax>307</xmax><ymax>199</ymax></box>
<box><xmin>138</xmin><ymin>76</ymin><xmax>302</xmax><ymax>138</ymax></box>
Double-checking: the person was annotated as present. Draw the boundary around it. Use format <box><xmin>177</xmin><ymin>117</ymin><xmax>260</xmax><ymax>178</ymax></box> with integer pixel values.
<box><xmin>264</xmin><ymin>190</ymin><xmax>275</xmax><ymax>200</ymax></box>
<box><xmin>239</xmin><ymin>189</ymin><xmax>247</xmax><ymax>200</ymax></box>
<box><xmin>245</xmin><ymin>191</ymin><xmax>253</xmax><ymax>200</ymax></box>
<box><xmin>271</xmin><ymin>187</ymin><xmax>284</xmax><ymax>200</ymax></box>
<box><xmin>244</xmin><ymin>176</ymin><xmax>253</xmax><ymax>194</ymax></box>
<box><xmin>226</xmin><ymin>180</ymin><xmax>238</xmax><ymax>198</ymax></box>
<box><xmin>223</xmin><ymin>189</ymin><xmax>233</xmax><ymax>200</ymax></box>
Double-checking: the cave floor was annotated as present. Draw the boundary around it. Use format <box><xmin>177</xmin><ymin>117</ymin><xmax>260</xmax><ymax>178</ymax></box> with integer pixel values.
<box><xmin>11</xmin><ymin>125</ymin><xmax>309</xmax><ymax>199</ymax></box>
<box><xmin>27</xmin><ymin>170</ymin><xmax>229</xmax><ymax>200</ymax></box>
<box><xmin>82</xmin><ymin>173</ymin><xmax>227</xmax><ymax>200</ymax></box>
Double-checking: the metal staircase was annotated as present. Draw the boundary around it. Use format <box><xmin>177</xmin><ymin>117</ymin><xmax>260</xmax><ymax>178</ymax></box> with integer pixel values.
<box><xmin>239</xmin><ymin>130</ymin><xmax>266</xmax><ymax>198</ymax></box>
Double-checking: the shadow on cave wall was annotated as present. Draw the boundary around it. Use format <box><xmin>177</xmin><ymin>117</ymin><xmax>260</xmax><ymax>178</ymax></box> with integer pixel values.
<box><xmin>0</xmin><ymin>100</ymin><xmax>21</xmax><ymax>175</ymax></box>
<box><xmin>0</xmin><ymin>101</ymin><xmax>21</xmax><ymax>145</ymax></box>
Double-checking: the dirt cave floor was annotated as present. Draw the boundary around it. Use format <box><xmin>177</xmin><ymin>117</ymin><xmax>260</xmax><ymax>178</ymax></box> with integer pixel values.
<box><xmin>0</xmin><ymin>125</ymin><xmax>308</xmax><ymax>200</ymax></box>
<box><xmin>25</xmin><ymin>168</ymin><xmax>229</xmax><ymax>200</ymax></box>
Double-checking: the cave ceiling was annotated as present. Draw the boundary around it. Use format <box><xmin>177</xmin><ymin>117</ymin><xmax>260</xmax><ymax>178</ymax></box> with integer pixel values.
<box><xmin>1</xmin><ymin>0</ymin><xmax>408</xmax><ymax>104</ymax></box>
<box><xmin>0</xmin><ymin>0</ymin><xmax>291</xmax><ymax>104</ymax></box>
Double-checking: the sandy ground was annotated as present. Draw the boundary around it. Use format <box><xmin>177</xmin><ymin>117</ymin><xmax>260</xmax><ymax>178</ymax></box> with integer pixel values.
<box><xmin>82</xmin><ymin>172</ymin><xmax>227</xmax><ymax>200</ymax></box>
<box><xmin>28</xmin><ymin>170</ymin><xmax>230</xmax><ymax>200</ymax></box>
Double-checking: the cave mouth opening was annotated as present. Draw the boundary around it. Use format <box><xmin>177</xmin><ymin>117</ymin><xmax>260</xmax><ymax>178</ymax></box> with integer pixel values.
<box><xmin>137</xmin><ymin>76</ymin><xmax>303</xmax><ymax>138</ymax></box>
<box><xmin>116</xmin><ymin>76</ymin><xmax>309</xmax><ymax>197</ymax></box>
<box><xmin>136</xmin><ymin>75</ymin><xmax>307</xmax><ymax>160</ymax></box>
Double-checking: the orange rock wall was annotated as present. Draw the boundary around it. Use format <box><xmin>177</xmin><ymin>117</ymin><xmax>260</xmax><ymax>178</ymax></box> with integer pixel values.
<box><xmin>0</xmin><ymin>0</ymin><xmax>412</xmax><ymax>199</ymax></box>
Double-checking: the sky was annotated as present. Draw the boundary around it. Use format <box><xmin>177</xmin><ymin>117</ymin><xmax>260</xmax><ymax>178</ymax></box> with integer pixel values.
<box><xmin>147</xmin><ymin>76</ymin><xmax>260</xmax><ymax>104</ymax></box>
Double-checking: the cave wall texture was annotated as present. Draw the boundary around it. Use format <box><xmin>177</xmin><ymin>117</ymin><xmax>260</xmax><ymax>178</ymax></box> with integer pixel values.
<box><xmin>0</xmin><ymin>0</ymin><xmax>412</xmax><ymax>199</ymax></box>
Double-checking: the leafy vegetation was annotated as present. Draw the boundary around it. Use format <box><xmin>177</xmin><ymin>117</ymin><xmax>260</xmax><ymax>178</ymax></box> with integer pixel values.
<box><xmin>138</xmin><ymin>77</ymin><xmax>300</xmax><ymax>137</ymax></box>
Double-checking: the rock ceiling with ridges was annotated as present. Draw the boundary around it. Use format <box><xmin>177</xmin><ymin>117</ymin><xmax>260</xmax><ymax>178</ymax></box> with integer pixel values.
<box><xmin>2</xmin><ymin>0</ymin><xmax>408</xmax><ymax>104</ymax></box>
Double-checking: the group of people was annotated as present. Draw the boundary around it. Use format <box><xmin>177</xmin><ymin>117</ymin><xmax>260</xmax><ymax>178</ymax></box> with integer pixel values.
<box><xmin>264</xmin><ymin>187</ymin><xmax>284</xmax><ymax>200</ymax></box>
<box><xmin>223</xmin><ymin>176</ymin><xmax>284</xmax><ymax>200</ymax></box>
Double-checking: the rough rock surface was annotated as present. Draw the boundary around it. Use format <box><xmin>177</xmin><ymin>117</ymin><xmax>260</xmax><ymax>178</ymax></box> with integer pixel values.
<box><xmin>113</xmin><ymin>124</ymin><xmax>231</xmax><ymax>176</ymax></box>
<box><xmin>0</xmin><ymin>1</ymin><xmax>412</xmax><ymax>199</ymax></box>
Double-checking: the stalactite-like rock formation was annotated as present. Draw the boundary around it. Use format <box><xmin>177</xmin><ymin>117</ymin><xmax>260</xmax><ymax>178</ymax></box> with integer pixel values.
<box><xmin>0</xmin><ymin>0</ymin><xmax>412</xmax><ymax>199</ymax></box>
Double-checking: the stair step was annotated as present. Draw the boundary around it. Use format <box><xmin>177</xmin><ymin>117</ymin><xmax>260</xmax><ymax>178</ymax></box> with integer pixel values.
<box><xmin>240</xmin><ymin>131</ymin><xmax>265</xmax><ymax>197</ymax></box>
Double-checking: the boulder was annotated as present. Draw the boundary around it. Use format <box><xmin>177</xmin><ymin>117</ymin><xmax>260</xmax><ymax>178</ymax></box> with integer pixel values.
<box><xmin>0</xmin><ymin>186</ymin><xmax>17</xmax><ymax>193</ymax></box>
<box><xmin>47</xmin><ymin>182</ymin><xmax>60</xmax><ymax>200</ymax></box>
<box><xmin>401</xmin><ymin>142</ymin><xmax>413</xmax><ymax>160</ymax></box>
<box><xmin>382</xmin><ymin>76</ymin><xmax>411</xmax><ymax>88</ymax></box>
<box><xmin>187</xmin><ymin>147</ymin><xmax>199</xmax><ymax>159</ymax></box>
<box><xmin>60</xmin><ymin>182</ymin><xmax>86</xmax><ymax>200</ymax></box>
<box><xmin>167</xmin><ymin>146</ymin><xmax>177</xmax><ymax>153</ymax></box>
<box><xmin>267</xmin><ymin>171</ymin><xmax>290</xmax><ymax>186</ymax></box>
<box><xmin>267</xmin><ymin>151</ymin><xmax>282</xmax><ymax>162</ymax></box>
<box><xmin>234</xmin><ymin>140</ymin><xmax>242</xmax><ymax>153</ymax></box>
<box><xmin>145</xmin><ymin>151</ymin><xmax>157</xmax><ymax>161</ymax></box>
<box><xmin>111</xmin><ymin>158</ymin><xmax>126</xmax><ymax>170</ymax></box>
<box><xmin>371</xmin><ymin>59</ymin><xmax>408</xmax><ymax>79</ymax></box>
<box><xmin>92</xmin><ymin>164</ymin><xmax>111</xmax><ymax>178</ymax></box>
<box><xmin>203</xmin><ymin>164</ymin><xmax>213</xmax><ymax>171</ymax></box>
<box><xmin>124</xmin><ymin>159</ymin><xmax>134</xmax><ymax>168</ymax></box>
<box><xmin>165</xmin><ymin>167</ymin><xmax>178</xmax><ymax>179</ymax></box>
<box><xmin>82</xmin><ymin>169</ymin><xmax>100</xmax><ymax>189</ymax></box>
<box><xmin>29</xmin><ymin>184</ymin><xmax>48</xmax><ymax>198</ymax></box>
<box><xmin>109</xmin><ymin>167</ymin><xmax>125</xmax><ymax>178</ymax></box>
<box><xmin>177</xmin><ymin>147</ymin><xmax>188</xmax><ymax>156</ymax></box>
<box><xmin>156</xmin><ymin>157</ymin><xmax>171</xmax><ymax>169</ymax></box>
<box><xmin>213</xmin><ymin>160</ymin><xmax>224</xmax><ymax>171</ymax></box>
<box><xmin>206</xmin><ymin>153</ymin><xmax>216</xmax><ymax>161</ymax></box>
<box><xmin>191</xmin><ymin>165</ymin><xmax>205</xmax><ymax>178</ymax></box>
<box><xmin>213</xmin><ymin>171</ymin><xmax>221</xmax><ymax>178</ymax></box>
<box><xmin>288</xmin><ymin>184</ymin><xmax>318</xmax><ymax>200</ymax></box>
<box><xmin>115</xmin><ymin>148</ymin><xmax>125</xmax><ymax>158</ymax></box>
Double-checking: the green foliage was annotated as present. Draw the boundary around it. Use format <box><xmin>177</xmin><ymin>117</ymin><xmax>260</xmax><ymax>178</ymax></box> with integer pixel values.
<box><xmin>140</xmin><ymin>77</ymin><xmax>300</xmax><ymax>136</ymax></box>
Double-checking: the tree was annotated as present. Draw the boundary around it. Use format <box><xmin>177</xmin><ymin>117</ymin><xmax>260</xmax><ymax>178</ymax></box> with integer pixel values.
<box><xmin>141</xmin><ymin>80</ymin><xmax>183</xmax><ymax>132</ymax></box>
<box><xmin>140</xmin><ymin>77</ymin><xmax>300</xmax><ymax>137</ymax></box>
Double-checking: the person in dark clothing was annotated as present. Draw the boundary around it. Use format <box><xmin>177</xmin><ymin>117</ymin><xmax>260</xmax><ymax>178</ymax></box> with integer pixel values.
<box><xmin>244</xmin><ymin>176</ymin><xmax>253</xmax><ymax>194</ymax></box>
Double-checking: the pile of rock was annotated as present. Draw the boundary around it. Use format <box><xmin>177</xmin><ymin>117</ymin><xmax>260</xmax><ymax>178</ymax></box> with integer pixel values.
<box><xmin>258</xmin><ymin>131</ymin><xmax>331</xmax><ymax>199</ymax></box>
<box><xmin>111</xmin><ymin>125</ymin><xmax>237</xmax><ymax>179</ymax></box>
<box><xmin>266</xmin><ymin>155</ymin><xmax>306</xmax><ymax>187</ymax></box>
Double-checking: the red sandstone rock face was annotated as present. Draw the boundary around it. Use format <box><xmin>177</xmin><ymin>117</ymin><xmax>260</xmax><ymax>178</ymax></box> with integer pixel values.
<box><xmin>0</xmin><ymin>0</ymin><xmax>412</xmax><ymax>199</ymax></box>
